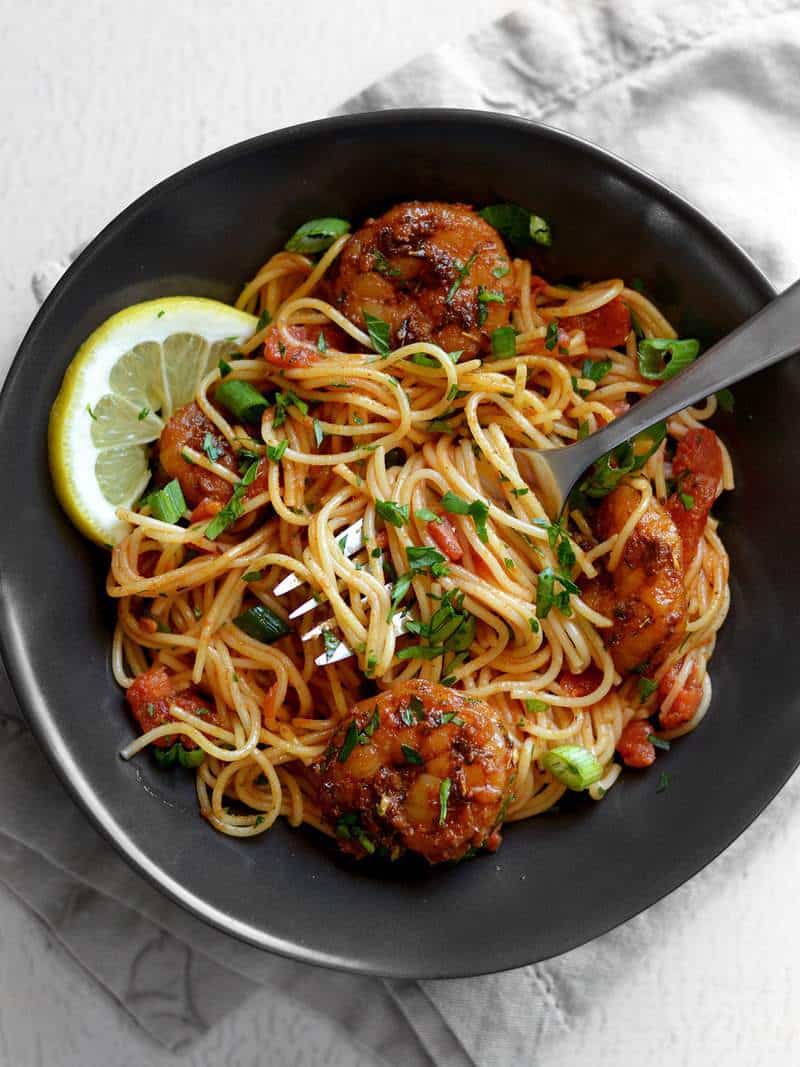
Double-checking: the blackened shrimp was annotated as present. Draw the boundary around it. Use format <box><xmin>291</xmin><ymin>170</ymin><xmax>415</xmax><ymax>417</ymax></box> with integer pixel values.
<box><xmin>127</xmin><ymin>665</ymin><xmax>221</xmax><ymax>749</ymax></box>
<box><xmin>158</xmin><ymin>403</ymin><xmax>238</xmax><ymax>507</ymax></box>
<box><xmin>313</xmin><ymin>679</ymin><xmax>516</xmax><ymax>864</ymax></box>
<box><xmin>328</xmin><ymin>201</ymin><xmax>516</xmax><ymax>359</ymax></box>
<box><xmin>582</xmin><ymin>485</ymin><xmax>687</xmax><ymax>675</ymax></box>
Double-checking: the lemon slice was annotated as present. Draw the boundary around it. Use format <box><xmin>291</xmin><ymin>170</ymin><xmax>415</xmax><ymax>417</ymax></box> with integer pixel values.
<box><xmin>49</xmin><ymin>297</ymin><xmax>258</xmax><ymax>546</ymax></box>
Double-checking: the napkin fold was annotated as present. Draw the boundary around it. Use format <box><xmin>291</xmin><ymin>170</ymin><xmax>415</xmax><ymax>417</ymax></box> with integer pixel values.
<box><xmin>5</xmin><ymin>0</ymin><xmax>800</xmax><ymax>1063</ymax></box>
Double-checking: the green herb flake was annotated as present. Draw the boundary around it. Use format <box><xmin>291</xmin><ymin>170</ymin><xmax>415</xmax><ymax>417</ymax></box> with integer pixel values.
<box><xmin>363</xmin><ymin>310</ymin><xmax>391</xmax><ymax>355</ymax></box>
<box><xmin>545</xmin><ymin>321</ymin><xmax>559</xmax><ymax>351</ymax></box>
<box><xmin>313</xmin><ymin>417</ymin><xmax>325</xmax><ymax>448</ymax></box>
<box><xmin>338</xmin><ymin>721</ymin><xmax>359</xmax><ymax>763</ymax></box>
<box><xmin>648</xmin><ymin>734</ymin><xmax>671</xmax><ymax>751</ymax></box>
<box><xmin>218</xmin><ymin>357</ymin><xmax>232</xmax><ymax>377</ymax></box>
<box><xmin>202</xmin><ymin>431</ymin><xmax>221</xmax><ymax>462</ymax></box>
<box><xmin>656</xmin><ymin>771</ymin><xmax>673</xmax><ymax>793</ymax></box>
<box><xmin>401</xmin><ymin>743</ymin><xmax>424</xmax><ymax>765</ymax></box>
<box><xmin>376</xmin><ymin>499</ymin><xmax>410</xmax><ymax>527</ymax></box>
<box><xmin>242</xmin><ymin>570</ymin><xmax>263</xmax><ymax>582</ymax></box>
<box><xmin>415</xmin><ymin>507</ymin><xmax>440</xmax><ymax>523</ymax></box>
<box><xmin>267</xmin><ymin>439</ymin><xmax>288</xmax><ymax>462</ymax></box>
<box><xmin>524</xmin><ymin>698</ymin><xmax>549</xmax><ymax>715</ymax></box>
<box><xmin>638</xmin><ymin>676</ymin><xmax>659</xmax><ymax>703</ymax></box>
<box><xmin>446</xmin><ymin>251</ymin><xmax>479</xmax><ymax>304</ymax></box>
<box><xmin>138</xmin><ymin>406</ymin><xmax>150</xmax><ymax>421</ymax></box>
<box><xmin>285</xmin><ymin>217</ymin><xmax>350</xmax><ymax>254</ymax></box>
<box><xmin>438</xmin><ymin>777</ymin><xmax>452</xmax><ymax>825</ymax></box>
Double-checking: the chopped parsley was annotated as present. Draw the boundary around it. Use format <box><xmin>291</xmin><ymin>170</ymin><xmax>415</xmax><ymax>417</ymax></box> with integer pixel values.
<box><xmin>242</xmin><ymin>570</ymin><xmax>263</xmax><ymax>582</ymax></box>
<box><xmin>338</xmin><ymin>721</ymin><xmax>359</xmax><ymax>762</ymax></box>
<box><xmin>415</xmin><ymin>507</ymin><xmax>440</xmax><ymax>523</ymax></box>
<box><xmin>524</xmin><ymin>698</ymin><xmax>549</xmax><ymax>715</ymax></box>
<box><xmin>375</xmin><ymin>499</ymin><xmax>410</xmax><ymax>527</ymax></box>
<box><xmin>648</xmin><ymin>734</ymin><xmax>671</xmax><ymax>751</ymax></box>
<box><xmin>638</xmin><ymin>676</ymin><xmax>659</xmax><ymax>703</ymax></box>
<box><xmin>267</xmin><ymin>439</ymin><xmax>288</xmax><ymax>462</ymax></box>
<box><xmin>545</xmin><ymin>321</ymin><xmax>559</xmax><ymax>351</ymax></box>
<box><xmin>313</xmin><ymin>417</ymin><xmax>325</xmax><ymax>448</ymax></box>
<box><xmin>716</xmin><ymin>387</ymin><xmax>735</xmax><ymax>413</ymax></box>
<box><xmin>372</xmin><ymin>250</ymin><xmax>401</xmax><ymax>277</ymax></box>
<box><xmin>256</xmin><ymin>309</ymin><xmax>271</xmax><ymax>331</ymax></box>
<box><xmin>400</xmin><ymin>695</ymin><xmax>426</xmax><ymax>726</ymax></box>
<box><xmin>445</xmin><ymin>251</ymin><xmax>479</xmax><ymax>304</ymax></box>
<box><xmin>401</xmin><ymin>744</ymin><xmax>424</xmax><ymax>765</ymax></box>
<box><xmin>218</xmin><ymin>357</ymin><xmax>232</xmax><ymax>377</ymax></box>
<box><xmin>363</xmin><ymin>309</ymin><xmax>391</xmax><ymax>354</ymax></box>
<box><xmin>440</xmin><ymin>490</ymin><xmax>490</xmax><ymax>543</ymax></box>
<box><xmin>273</xmin><ymin>390</ymin><xmax>308</xmax><ymax>428</ymax></box>
<box><xmin>656</xmin><ymin>771</ymin><xmax>673</xmax><ymax>793</ymax></box>
<box><xmin>138</xmin><ymin>407</ymin><xmax>150</xmax><ymax>421</ymax></box>
<box><xmin>204</xmin><ymin>461</ymin><xmax>259</xmax><ymax>539</ymax></box>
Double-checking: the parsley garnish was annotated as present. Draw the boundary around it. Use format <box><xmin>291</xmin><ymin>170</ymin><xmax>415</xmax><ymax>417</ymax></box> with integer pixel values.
<box><xmin>716</xmin><ymin>387</ymin><xmax>735</xmax><ymax>413</ymax></box>
<box><xmin>440</xmin><ymin>712</ymin><xmax>464</xmax><ymax>725</ymax></box>
<box><xmin>545</xmin><ymin>321</ymin><xmax>559</xmax><ymax>351</ymax></box>
<box><xmin>363</xmin><ymin>310</ymin><xmax>391</xmax><ymax>354</ymax></box>
<box><xmin>86</xmin><ymin>403</ymin><xmax>97</xmax><ymax>421</ymax></box>
<box><xmin>656</xmin><ymin>771</ymin><xmax>672</xmax><ymax>793</ymax></box>
<box><xmin>415</xmin><ymin>508</ymin><xmax>440</xmax><ymax>523</ymax></box>
<box><xmin>242</xmin><ymin>570</ymin><xmax>263</xmax><ymax>582</ymax></box>
<box><xmin>218</xmin><ymin>357</ymin><xmax>232</xmax><ymax>377</ymax></box>
<box><xmin>267</xmin><ymin>439</ymin><xmax>288</xmax><ymax>461</ymax></box>
<box><xmin>372</xmin><ymin>250</ymin><xmax>401</xmax><ymax>277</ymax></box>
<box><xmin>313</xmin><ymin>417</ymin><xmax>325</xmax><ymax>448</ymax></box>
<box><xmin>204</xmin><ymin>461</ymin><xmax>259</xmax><ymax>539</ymax></box>
<box><xmin>376</xmin><ymin>500</ymin><xmax>409</xmax><ymax>527</ymax></box>
<box><xmin>536</xmin><ymin>567</ymin><xmax>579</xmax><ymax>619</ymax></box>
<box><xmin>338</xmin><ymin>721</ymin><xmax>358</xmax><ymax>762</ymax></box>
<box><xmin>638</xmin><ymin>676</ymin><xmax>658</xmax><ymax>703</ymax></box>
<box><xmin>401</xmin><ymin>744</ymin><xmax>423</xmax><ymax>765</ymax></box>
<box><xmin>256</xmin><ymin>309</ymin><xmax>271</xmax><ymax>331</ymax></box>
<box><xmin>524</xmin><ymin>698</ymin><xmax>549</xmax><ymax>714</ymax></box>
<box><xmin>138</xmin><ymin>407</ymin><xmax>150</xmax><ymax>421</ymax></box>
<box><xmin>406</xmin><ymin>545</ymin><xmax>449</xmax><ymax>576</ymax></box>
<box><xmin>440</xmin><ymin>490</ymin><xmax>490</xmax><ymax>543</ymax></box>
<box><xmin>445</xmin><ymin>251</ymin><xmax>479</xmax><ymax>304</ymax></box>
<box><xmin>273</xmin><ymin>390</ymin><xmax>308</xmax><ymax>428</ymax></box>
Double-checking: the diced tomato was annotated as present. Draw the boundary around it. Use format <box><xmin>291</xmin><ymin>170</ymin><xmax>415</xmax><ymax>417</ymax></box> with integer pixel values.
<box><xmin>665</xmin><ymin>428</ymin><xmax>723</xmax><ymax>566</ymax></box>
<box><xmin>473</xmin><ymin>552</ymin><xmax>495</xmax><ymax>581</ymax></box>
<box><xmin>530</xmin><ymin>274</ymin><xmax>549</xmax><ymax>294</ymax></box>
<box><xmin>560</xmin><ymin>297</ymin><xmax>632</xmax><ymax>348</ymax></box>
<box><xmin>262</xmin><ymin>323</ymin><xmax>347</xmax><ymax>368</ymax></box>
<box><xmin>556</xmin><ymin>666</ymin><xmax>603</xmax><ymax>698</ymax></box>
<box><xmin>126</xmin><ymin>665</ymin><xmax>219</xmax><ymax>748</ymax></box>
<box><xmin>427</xmin><ymin>513</ymin><xmax>463</xmax><ymax>562</ymax></box>
<box><xmin>189</xmin><ymin>498</ymin><xmax>223</xmax><ymax>524</ymax></box>
<box><xmin>616</xmin><ymin>719</ymin><xmax>656</xmax><ymax>768</ymax></box>
<box><xmin>657</xmin><ymin>658</ymin><xmax>703</xmax><ymax>731</ymax></box>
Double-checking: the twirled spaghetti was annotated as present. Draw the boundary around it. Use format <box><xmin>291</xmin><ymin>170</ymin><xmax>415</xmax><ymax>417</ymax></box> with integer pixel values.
<box><xmin>106</xmin><ymin>201</ymin><xmax>731</xmax><ymax>862</ymax></box>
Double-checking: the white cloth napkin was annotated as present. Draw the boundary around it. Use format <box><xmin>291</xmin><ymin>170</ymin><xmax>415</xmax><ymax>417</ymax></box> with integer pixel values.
<box><xmin>5</xmin><ymin>0</ymin><xmax>800</xmax><ymax>1063</ymax></box>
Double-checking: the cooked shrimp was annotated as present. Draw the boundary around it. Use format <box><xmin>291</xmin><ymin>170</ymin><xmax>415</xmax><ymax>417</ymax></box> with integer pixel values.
<box><xmin>313</xmin><ymin>679</ymin><xmax>516</xmax><ymax>863</ymax></box>
<box><xmin>158</xmin><ymin>403</ymin><xmax>238</xmax><ymax>507</ymax></box>
<box><xmin>328</xmin><ymin>201</ymin><xmax>516</xmax><ymax>359</ymax></box>
<box><xmin>127</xmin><ymin>665</ymin><xmax>221</xmax><ymax>749</ymax></box>
<box><xmin>582</xmin><ymin>485</ymin><xmax>687</xmax><ymax>675</ymax></box>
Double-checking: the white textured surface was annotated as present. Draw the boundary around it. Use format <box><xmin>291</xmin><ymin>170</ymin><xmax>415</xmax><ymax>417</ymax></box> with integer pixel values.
<box><xmin>3</xmin><ymin>1</ymin><xmax>800</xmax><ymax>1065</ymax></box>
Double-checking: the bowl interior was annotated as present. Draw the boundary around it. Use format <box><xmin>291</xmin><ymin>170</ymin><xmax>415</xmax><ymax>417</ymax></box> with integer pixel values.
<box><xmin>0</xmin><ymin>111</ymin><xmax>793</xmax><ymax>978</ymax></box>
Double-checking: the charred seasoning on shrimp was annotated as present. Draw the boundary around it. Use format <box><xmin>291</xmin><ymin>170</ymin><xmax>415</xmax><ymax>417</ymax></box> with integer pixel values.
<box><xmin>313</xmin><ymin>680</ymin><xmax>516</xmax><ymax>864</ymax></box>
<box><xmin>329</xmin><ymin>201</ymin><xmax>517</xmax><ymax>359</ymax></box>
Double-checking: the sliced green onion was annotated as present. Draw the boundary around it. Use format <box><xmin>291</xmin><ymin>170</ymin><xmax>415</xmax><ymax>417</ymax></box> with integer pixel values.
<box><xmin>233</xmin><ymin>604</ymin><xmax>290</xmax><ymax>644</ymax></box>
<box><xmin>153</xmin><ymin>742</ymin><xmax>180</xmax><ymax>768</ymax></box>
<box><xmin>146</xmin><ymin>479</ymin><xmax>186</xmax><ymax>524</ymax></box>
<box><xmin>491</xmin><ymin>326</ymin><xmax>516</xmax><ymax>358</ymax></box>
<box><xmin>285</xmin><ymin>217</ymin><xmax>350</xmax><ymax>253</ymax></box>
<box><xmin>178</xmin><ymin>745</ymin><xmax>205</xmax><ymax>768</ymax></box>
<box><xmin>375</xmin><ymin>499</ymin><xmax>409</xmax><ymax>527</ymax></box>
<box><xmin>216</xmin><ymin>379</ymin><xmax>269</xmax><ymax>423</ymax></box>
<box><xmin>638</xmin><ymin>337</ymin><xmax>700</xmax><ymax>381</ymax></box>
<box><xmin>438</xmin><ymin>777</ymin><xmax>452</xmax><ymax>824</ymax></box>
<box><xmin>541</xmin><ymin>745</ymin><xmax>603</xmax><ymax>790</ymax></box>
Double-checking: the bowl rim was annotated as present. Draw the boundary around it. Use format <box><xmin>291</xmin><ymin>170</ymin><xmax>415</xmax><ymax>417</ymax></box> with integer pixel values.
<box><xmin>0</xmin><ymin>107</ymin><xmax>780</xmax><ymax>978</ymax></box>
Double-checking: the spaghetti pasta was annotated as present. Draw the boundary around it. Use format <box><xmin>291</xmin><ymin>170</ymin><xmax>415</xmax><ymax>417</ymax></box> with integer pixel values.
<box><xmin>105</xmin><ymin>200</ymin><xmax>731</xmax><ymax>861</ymax></box>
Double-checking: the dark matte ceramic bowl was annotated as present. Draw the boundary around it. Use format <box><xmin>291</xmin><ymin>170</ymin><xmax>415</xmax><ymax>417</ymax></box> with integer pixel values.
<box><xmin>0</xmin><ymin>110</ymin><xmax>795</xmax><ymax>979</ymax></box>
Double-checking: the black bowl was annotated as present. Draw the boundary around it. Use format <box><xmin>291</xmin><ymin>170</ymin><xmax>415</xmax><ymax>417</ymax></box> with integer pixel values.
<box><xmin>0</xmin><ymin>110</ymin><xmax>795</xmax><ymax>979</ymax></box>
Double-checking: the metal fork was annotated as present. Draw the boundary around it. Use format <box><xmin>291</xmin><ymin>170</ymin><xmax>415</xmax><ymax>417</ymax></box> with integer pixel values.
<box><xmin>274</xmin><ymin>278</ymin><xmax>800</xmax><ymax>663</ymax></box>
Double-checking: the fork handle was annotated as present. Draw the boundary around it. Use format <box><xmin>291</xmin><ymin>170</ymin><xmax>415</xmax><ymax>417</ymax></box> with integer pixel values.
<box><xmin>567</xmin><ymin>277</ymin><xmax>798</xmax><ymax>470</ymax></box>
